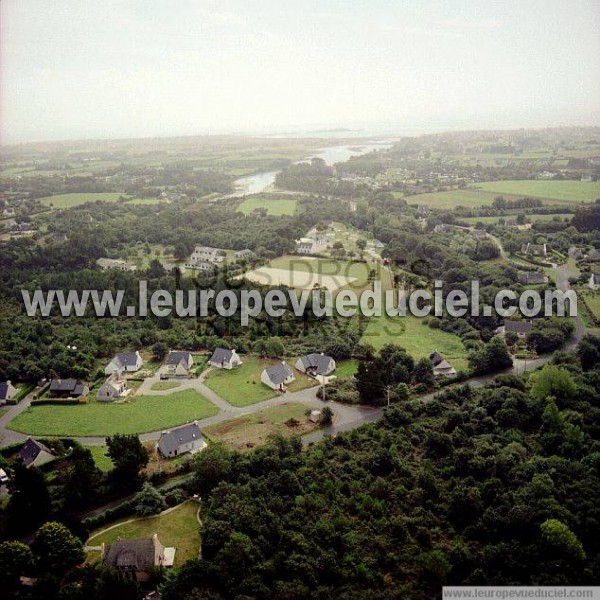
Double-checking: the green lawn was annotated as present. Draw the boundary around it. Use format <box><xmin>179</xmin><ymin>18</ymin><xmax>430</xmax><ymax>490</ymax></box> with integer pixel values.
<box><xmin>39</xmin><ymin>193</ymin><xmax>129</xmax><ymax>209</ymax></box>
<box><xmin>335</xmin><ymin>359</ymin><xmax>359</xmax><ymax>378</ymax></box>
<box><xmin>472</xmin><ymin>180</ymin><xmax>600</xmax><ymax>204</ymax></box>
<box><xmin>87</xmin><ymin>500</ymin><xmax>199</xmax><ymax>567</ymax></box>
<box><xmin>237</xmin><ymin>195</ymin><xmax>297</xmax><ymax>216</ymax></box>
<box><xmin>408</xmin><ymin>189</ymin><xmax>500</xmax><ymax>209</ymax></box>
<box><xmin>204</xmin><ymin>356</ymin><xmax>317</xmax><ymax>407</ymax></box>
<box><xmin>151</xmin><ymin>381</ymin><xmax>181</xmax><ymax>391</ymax></box>
<box><xmin>582</xmin><ymin>291</ymin><xmax>600</xmax><ymax>322</ymax></box>
<box><xmin>8</xmin><ymin>389</ymin><xmax>219</xmax><ymax>436</ymax></box>
<box><xmin>361</xmin><ymin>315</ymin><xmax>469</xmax><ymax>371</ymax></box>
<box><xmin>0</xmin><ymin>408</ymin><xmax>8</xmax><ymax>419</ymax></box>
<box><xmin>85</xmin><ymin>445</ymin><xmax>114</xmax><ymax>472</ymax></box>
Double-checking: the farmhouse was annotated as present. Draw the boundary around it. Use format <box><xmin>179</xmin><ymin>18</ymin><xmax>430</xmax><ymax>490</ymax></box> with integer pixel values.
<box><xmin>162</xmin><ymin>351</ymin><xmax>194</xmax><ymax>378</ymax></box>
<box><xmin>188</xmin><ymin>246</ymin><xmax>225</xmax><ymax>263</ymax></box>
<box><xmin>0</xmin><ymin>380</ymin><xmax>17</xmax><ymax>403</ymax></box>
<box><xmin>208</xmin><ymin>348</ymin><xmax>241</xmax><ymax>369</ymax></box>
<box><xmin>295</xmin><ymin>353</ymin><xmax>336</xmax><ymax>377</ymax></box>
<box><xmin>97</xmin><ymin>373</ymin><xmax>128</xmax><ymax>402</ymax></box>
<box><xmin>589</xmin><ymin>273</ymin><xmax>600</xmax><ymax>291</ymax></box>
<box><xmin>19</xmin><ymin>438</ymin><xmax>56</xmax><ymax>469</ymax></box>
<box><xmin>105</xmin><ymin>351</ymin><xmax>143</xmax><ymax>375</ymax></box>
<box><xmin>157</xmin><ymin>421</ymin><xmax>206</xmax><ymax>458</ymax></box>
<box><xmin>97</xmin><ymin>257</ymin><xmax>137</xmax><ymax>271</ymax></box>
<box><xmin>520</xmin><ymin>243</ymin><xmax>547</xmax><ymax>257</ymax></box>
<box><xmin>296</xmin><ymin>229</ymin><xmax>328</xmax><ymax>255</ymax></box>
<box><xmin>518</xmin><ymin>272</ymin><xmax>548</xmax><ymax>285</ymax></box>
<box><xmin>261</xmin><ymin>362</ymin><xmax>295</xmax><ymax>392</ymax></box>
<box><xmin>495</xmin><ymin>320</ymin><xmax>532</xmax><ymax>338</ymax></box>
<box><xmin>102</xmin><ymin>534</ymin><xmax>174</xmax><ymax>581</ymax></box>
<box><xmin>49</xmin><ymin>378</ymin><xmax>89</xmax><ymax>398</ymax></box>
<box><xmin>429</xmin><ymin>351</ymin><xmax>457</xmax><ymax>378</ymax></box>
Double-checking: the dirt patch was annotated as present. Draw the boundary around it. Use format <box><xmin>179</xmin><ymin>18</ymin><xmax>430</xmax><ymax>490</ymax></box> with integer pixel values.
<box><xmin>209</xmin><ymin>417</ymin><xmax>250</xmax><ymax>436</ymax></box>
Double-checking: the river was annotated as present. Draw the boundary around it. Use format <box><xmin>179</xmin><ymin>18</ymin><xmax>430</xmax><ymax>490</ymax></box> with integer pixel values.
<box><xmin>228</xmin><ymin>141</ymin><xmax>393</xmax><ymax>197</ymax></box>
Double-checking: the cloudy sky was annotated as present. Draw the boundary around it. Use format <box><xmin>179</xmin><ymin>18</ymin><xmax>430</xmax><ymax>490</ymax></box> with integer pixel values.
<box><xmin>2</xmin><ymin>0</ymin><xmax>599</xmax><ymax>143</ymax></box>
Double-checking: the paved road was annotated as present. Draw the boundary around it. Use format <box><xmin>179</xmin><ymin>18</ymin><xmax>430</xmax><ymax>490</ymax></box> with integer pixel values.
<box><xmin>0</xmin><ymin>253</ymin><xmax>587</xmax><ymax>450</ymax></box>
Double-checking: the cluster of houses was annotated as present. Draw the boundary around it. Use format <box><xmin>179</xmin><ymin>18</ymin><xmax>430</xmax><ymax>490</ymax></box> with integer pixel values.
<box><xmin>296</xmin><ymin>227</ymin><xmax>328</xmax><ymax>255</ymax></box>
<box><xmin>184</xmin><ymin>246</ymin><xmax>225</xmax><ymax>272</ymax></box>
<box><xmin>96</xmin><ymin>257</ymin><xmax>137</xmax><ymax>271</ymax></box>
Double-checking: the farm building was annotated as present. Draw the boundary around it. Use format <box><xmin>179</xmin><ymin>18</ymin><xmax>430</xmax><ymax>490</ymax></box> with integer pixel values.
<box><xmin>96</xmin><ymin>257</ymin><xmax>136</xmax><ymax>271</ymax></box>
<box><xmin>518</xmin><ymin>272</ymin><xmax>548</xmax><ymax>285</ymax></box>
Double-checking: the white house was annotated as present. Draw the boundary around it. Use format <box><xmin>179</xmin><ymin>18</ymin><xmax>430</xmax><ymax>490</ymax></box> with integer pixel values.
<box><xmin>261</xmin><ymin>362</ymin><xmax>295</xmax><ymax>392</ymax></box>
<box><xmin>97</xmin><ymin>374</ymin><xmax>128</xmax><ymax>402</ymax></box>
<box><xmin>589</xmin><ymin>273</ymin><xmax>600</xmax><ymax>291</ymax></box>
<box><xmin>208</xmin><ymin>348</ymin><xmax>242</xmax><ymax>369</ymax></box>
<box><xmin>429</xmin><ymin>351</ymin><xmax>457</xmax><ymax>378</ymax></box>
<box><xmin>295</xmin><ymin>353</ymin><xmax>336</xmax><ymax>377</ymax></box>
<box><xmin>188</xmin><ymin>246</ymin><xmax>225</xmax><ymax>264</ymax></box>
<box><xmin>97</xmin><ymin>257</ymin><xmax>137</xmax><ymax>271</ymax></box>
<box><xmin>104</xmin><ymin>351</ymin><xmax>143</xmax><ymax>375</ymax></box>
<box><xmin>162</xmin><ymin>351</ymin><xmax>194</xmax><ymax>378</ymax></box>
<box><xmin>157</xmin><ymin>422</ymin><xmax>206</xmax><ymax>458</ymax></box>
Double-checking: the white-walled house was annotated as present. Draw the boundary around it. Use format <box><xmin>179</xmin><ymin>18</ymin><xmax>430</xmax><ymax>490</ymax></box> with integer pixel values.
<box><xmin>208</xmin><ymin>348</ymin><xmax>242</xmax><ymax>369</ymax></box>
<box><xmin>97</xmin><ymin>374</ymin><xmax>128</xmax><ymax>402</ymax></box>
<box><xmin>261</xmin><ymin>362</ymin><xmax>295</xmax><ymax>391</ymax></box>
<box><xmin>295</xmin><ymin>353</ymin><xmax>336</xmax><ymax>377</ymax></box>
<box><xmin>157</xmin><ymin>422</ymin><xmax>206</xmax><ymax>458</ymax></box>
<box><xmin>0</xmin><ymin>381</ymin><xmax>17</xmax><ymax>403</ymax></box>
<box><xmin>105</xmin><ymin>351</ymin><xmax>143</xmax><ymax>375</ymax></box>
<box><xmin>162</xmin><ymin>351</ymin><xmax>194</xmax><ymax>378</ymax></box>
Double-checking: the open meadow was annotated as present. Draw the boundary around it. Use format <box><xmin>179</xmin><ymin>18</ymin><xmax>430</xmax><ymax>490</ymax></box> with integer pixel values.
<box><xmin>8</xmin><ymin>389</ymin><xmax>218</xmax><ymax>436</ymax></box>
<box><xmin>236</xmin><ymin>194</ymin><xmax>298</xmax><ymax>216</ymax></box>
<box><xmin>361</xmin><ymin>315</ymin><xmax>469</xmax><ymax>370</ymax></box>
<box><xmin>472</xmin><ymin>180</ymin><xmax>600</xmax><ymax>203</ymax></box>
<box><xmin>38</xmin><ymin>193</ymin><xmax>130</xmax><ymax>208</ymax></box>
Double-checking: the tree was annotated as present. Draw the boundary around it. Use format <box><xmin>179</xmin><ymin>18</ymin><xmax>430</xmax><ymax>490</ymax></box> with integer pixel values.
<box><xmin>530</xmin><ymin>364</ymin><xmax>576</xmax><ymax>405</ymax></box>
<box><xmin>106</xmin><ymin>434</ymin><xmax>149</xmax><ymax>487</ymax></box>
<box><xmin>63</xmin><ymin>446</ymin><xmax>102</xmax><ymax>509</ymax></box>
<box><xmin>6</xmin><ymin>463</ymin><xmax>51</xmax><ymax>535</ymax></box>
<box><xmin>505</xmin><ymin>331</ymin><xmax>519</xmax><ymax>348</ymax></box>
<box><xmin>151</xmin><ymin>341</ymin><xmax>169</xmax><ymax>362</ymax></box>
<box><xmin>32</xmin><ymin>522</ymin><xmax>85</xmax><ymax>575</ymax></box>
<box><xmin>577</xmin><ymin>334</ymin><xmax>600</xmax><ymax>370</ymax></box>
<box><xmin>321</xmin><ymin>406</ymin><xmax>333</xmax><ymax>426</ymax></box>
<box><xmin>0</xmin><ymin>541</ymin><xmax>34</xmax><ymax>590</ymax></box>
<box><xmin>192</xmin><ymin>444</ymin><xmax>233</xmax><ymax>495</ymax></box>
<box><xmin>412</xmin><ymin>357</ymin><xmax>435</xmax><ymax>386</ymax></box>
<box><xmin>134</xmin><ymin>482</ymin><xmax>166</xmax><ymax>516</ymax></box>
<box><xmin>540</xmin><ymin>519</ymin><xmax>586</xmax><ymax>561</ymax></box>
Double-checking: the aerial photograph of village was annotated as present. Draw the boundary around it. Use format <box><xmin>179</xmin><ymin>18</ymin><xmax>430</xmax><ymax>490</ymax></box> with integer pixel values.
<box><xmin>0</xmin><ymin>1</ymin><xmax>598</xmax><ymax>599</ymax></box>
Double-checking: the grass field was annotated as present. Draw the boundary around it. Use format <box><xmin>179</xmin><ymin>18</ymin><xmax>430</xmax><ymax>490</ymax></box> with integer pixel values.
<box><xmin>361</xmin><ymin>315</ymin><xmax>469</xmax><ymax>370</ymax></box>
<box><xmin>408</xmin><ymin>189</ymin><xmax>500</xmax><ymax>209</ymax></box>
<box><xmin>203</xmin><ymin>402</ymin><xmax>317</xmax><ymax>450</ymax></box>
<box><xmin>204</xmin><ymin>356</ymin><xmax>316</xmax><ymax>407</ymax></box>
<box><xmin>8</xmin><ymin>389</ymin><xmax>219</xmax><ymax>436</ymax></box>
<box><xmin>237</xmin><ymin>195</ymin><xmax>297</xmax><ymax>216</ymax></box>
<box><xmin>151</xmin><ymin>381</ymin><xmax>181</xmax><ymax>391</ymax></box>
<box><xmin>85</xmin><ymin>445</ymin><xmax>114</xmax><ymax>472</ymax></box>
<box><xmin>0</xmin><ymin>408</ymin><xmax>8</xmax><ymax>419</ymax></box>
<box><xmin>87</xmin><ymin>500</ymin><xmax>199</xmax><ymax>567</ymax></box>
<box><xmin>39</xmin><ymin>193</ymin><xmax>129</xmax><ymax>209</ymax></box>
<box><xmin>462</xmin><ymin>213</ymin><xmax>574</xmax><ymax>224</ymax></box>
<box><xmin>582</xmin><ymin>291</ymin><xmax>600</xmax><ymax>321</ymax></box>
<box><xmin>473</xmin><ymin>180</ymin><xmax>600</xmax><ymax>203</ymax></box>
<box><xmin>124</xmin><ymin>197</ymin><xmax>164</xmax><ymax>205</ymax></box>
<box><xmin>335</xmin><ymin>359</ymin><xmax>359</xmax><ymax>378</ymax></box>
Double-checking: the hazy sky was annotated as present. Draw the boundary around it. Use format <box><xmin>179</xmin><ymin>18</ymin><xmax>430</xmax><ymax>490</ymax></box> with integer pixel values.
<box><xmin>2</xmin><ymin>0</ymin><xmax>599</xmax><ymax>143</ymax></box>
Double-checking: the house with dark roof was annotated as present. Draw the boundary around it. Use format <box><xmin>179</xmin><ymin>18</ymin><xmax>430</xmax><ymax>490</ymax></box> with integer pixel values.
<box><xmin>49</xmin><ymin>378</ymin><xmax>89</xmax><ymax>398</ymax></box>
<box><xmin>261</xmin><ymin>362</ymin><xmax>295</xmax><ymax>392</ymax></box>
<box><xmin>429</xmin><ymin>351</ymin><xmax>456</xmax><ymax>378</ymax></box>
<box><xmin>19</xmin><ymin>438</ymin><xmax>56</xmax><ymax>469</ymax></box>
<box><xmin>161</xmin><ymin>351</ymin><xmax>194</xmax><ymax>378</ymax></box>
<box><xmin>102</xmin><ymin>534</ymin><xmax>174</xmax><ymax>582</ymax></box>
<box><xmin>495</xmin><ymin>320</ymin><xmax>532</xmax><ymax>338</ymax></box>
<box><xmin>208</xmin><ymin>348</ymin><xmax>241</xmax><ymax>370</ymax></box>
<box><xmin>518</xmin><ymin>271</ymin><xmax>548</xmax><ymax>285</ymax></box>
<box><xmin>295</xmin><ymin>353</ymin><xmax>336</xmax><ymax>377</ymax></box>
<box><xmin>105</xmin><ymin>351</ymin><xmax>143</xmax><ymax>375</ymax></box>
<box><xmin>157</xmin><ymin>421</ymin><xmax>206</xmax><ymax>458</ymax></box>
<box><xmin>0</xmin><ymin>381</ymin><xmax>17</xmax><ymax>403</ymax></box>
